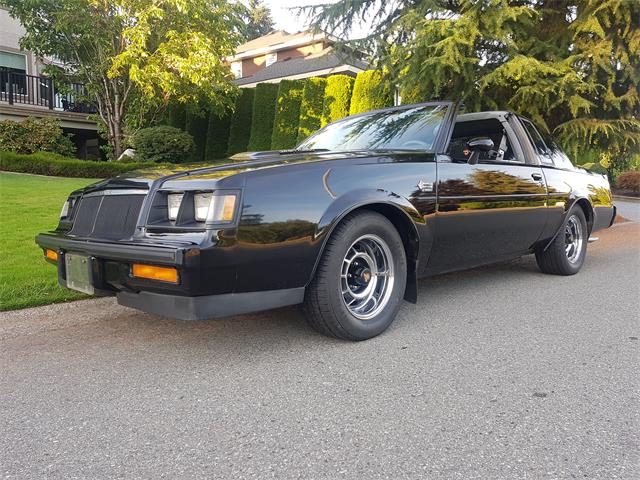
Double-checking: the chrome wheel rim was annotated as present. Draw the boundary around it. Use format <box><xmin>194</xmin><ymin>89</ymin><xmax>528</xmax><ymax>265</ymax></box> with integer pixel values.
<box><xmin>341</xmin><ymin>234</ymin><xmax>395</xmax><ymax>320</ymax></box>
<box><xmin>565</xmin><ymin>215</ymin><xmax>583</xmax><ymax>264</ymax></box>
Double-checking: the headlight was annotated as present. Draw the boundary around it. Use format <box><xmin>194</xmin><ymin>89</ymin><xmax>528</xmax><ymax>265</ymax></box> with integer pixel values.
<box><xmin>194</xmin><ymin>192</ymin><xmax>237</xmax><ymax>222</ymax></box>
<box><xmin>167</xmin><ymin>193</ymin><xmax>184</xmax><ymax>220</ymax></box>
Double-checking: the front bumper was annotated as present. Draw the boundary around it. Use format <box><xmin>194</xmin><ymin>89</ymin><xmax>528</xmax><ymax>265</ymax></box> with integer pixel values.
<box><xmin>36</xmin><ymin>233</ymin><xmax>184</xmax><ymax>266</ymax></box>
<box><xmin>35</xmin><ymin>232</ymin><xmax>304</xmax><ymax>319</ymax></box>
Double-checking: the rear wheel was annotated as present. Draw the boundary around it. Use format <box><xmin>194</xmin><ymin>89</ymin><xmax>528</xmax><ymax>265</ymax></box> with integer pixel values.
<box><xmin>304</xmin><ymin>211</ymin><xmax>407</xmax><ymax>341</ymax></box>
<box><xmin>535</xmin><ymin>206</ymin><xmax>588</xmax><ymax>275</ymax></box>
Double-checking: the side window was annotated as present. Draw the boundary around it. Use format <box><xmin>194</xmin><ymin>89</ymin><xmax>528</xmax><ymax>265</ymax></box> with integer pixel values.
<box><xmin>521</xmin><ymin>118</ymin><xmax>575</xmax><ymax>169</ymax></box>
<box><xmin>447</xmin><ymin>118</ymin><xmax>524</xmax><ymax>164</ymax></box>
<box><xmin>520</xmin><ymin>118</ymin><xmax>554</xmax><ymax>165</ymax></box>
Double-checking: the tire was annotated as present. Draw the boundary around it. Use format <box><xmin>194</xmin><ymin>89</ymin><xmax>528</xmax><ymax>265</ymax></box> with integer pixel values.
<box><xmin>535</xmin><ymin>206</ymin><xmax>588</xmax><ymax>275</ymax></box>
<box><xmin>304</xmin><ymin>211</ymin><xmax>407</xmax><ymax>341</ymax></box>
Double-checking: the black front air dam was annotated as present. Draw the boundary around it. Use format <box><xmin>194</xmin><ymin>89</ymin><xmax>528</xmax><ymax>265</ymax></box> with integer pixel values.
<box><xmin>117</xmin><ymin>288</ymin><xmax>305</xmax><ymax>320</ymax></box>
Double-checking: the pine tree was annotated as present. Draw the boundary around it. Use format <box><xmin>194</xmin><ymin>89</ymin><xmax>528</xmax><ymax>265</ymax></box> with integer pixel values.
<box><xmin>242</xmin><ymin>0</ymin><xmax>275</xmax><ymax>41</ymax></box>
<box><xmin>307</xmin><ymin>0</ymin><xmax>640</xmax><ymax>175</ymax></box>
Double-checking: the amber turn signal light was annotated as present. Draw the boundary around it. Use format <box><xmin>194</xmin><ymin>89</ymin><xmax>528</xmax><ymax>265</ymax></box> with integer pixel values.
<box><xmin>45</xmin><ymin>249</ymin><xmax>58</xmax><ymax>262</ymax></box>
<box><xmin>131</xmin><ymin>264</ymin><xmax>178</xmax><ymax>283</ymax></box>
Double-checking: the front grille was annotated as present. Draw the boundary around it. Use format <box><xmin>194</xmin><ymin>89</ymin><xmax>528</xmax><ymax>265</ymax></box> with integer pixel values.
<box><xmin>69</xmin><ymin>193</ymin><xmax>145</xmax><ymax>240</ymax></box>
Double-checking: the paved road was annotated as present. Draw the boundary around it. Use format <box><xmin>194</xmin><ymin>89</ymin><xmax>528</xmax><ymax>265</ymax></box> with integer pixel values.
<box><xmin>2</xmin><ymin>223</ymin><xmax>639</xmax><ymax>480</ymax></box>
<box><xmin>615</xmin><ymin>198</ymin><xmax>640</xmax><ymax>223</ymax></box>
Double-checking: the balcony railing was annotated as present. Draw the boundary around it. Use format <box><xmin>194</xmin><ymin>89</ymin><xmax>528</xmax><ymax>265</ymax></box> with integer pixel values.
<box><xmin>0</xmin><ymin>68</ymin><xmax>97</xmax><ymax>114</ymax></box>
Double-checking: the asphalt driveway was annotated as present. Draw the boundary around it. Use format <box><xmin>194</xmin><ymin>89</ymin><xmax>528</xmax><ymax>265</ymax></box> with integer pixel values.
<box><xmin>1</xmin><ymin>222</ymin><xmax>639</xmax><ymax>479</ymax></box>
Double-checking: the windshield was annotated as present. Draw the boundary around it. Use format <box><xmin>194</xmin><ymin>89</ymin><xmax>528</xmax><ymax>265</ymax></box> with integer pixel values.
<box><xmin>296</xmin><ymin>104</ymin><xmax>449</xmax><ymax>153</ymax></box>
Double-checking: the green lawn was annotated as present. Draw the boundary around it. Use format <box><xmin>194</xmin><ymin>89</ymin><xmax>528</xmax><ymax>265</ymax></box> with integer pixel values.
<box><xmin>0</xmin><ymin>172</ymin><xmax>96</xmax><ymax>310</ymax></box>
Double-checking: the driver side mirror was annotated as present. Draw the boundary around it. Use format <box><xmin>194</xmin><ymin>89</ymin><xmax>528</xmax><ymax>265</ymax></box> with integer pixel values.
<box><xmin>466</xmin><ymin>137</ymin><xmax>494</xmax><ymax>165</ymax></box>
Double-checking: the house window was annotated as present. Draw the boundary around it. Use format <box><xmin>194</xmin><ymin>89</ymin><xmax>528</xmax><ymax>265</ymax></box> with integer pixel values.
<box><xmin>0</xmin><ymin>51</ymin><xmax>27</xmax><ymax>94</ymax></box>
<box><xmin>265</xmin><ymin>52</ymin><xmax>277</xmax><ymax>67</ymax></box>
<box><xmin>231</xmin><ymin>61</ymin><xmax>242</xmax><ymax>78</ymax></box>
<box><xmin>0</xmin><ymin>51</ymin><xmax>27</xmax><ymax>73</ymax></box>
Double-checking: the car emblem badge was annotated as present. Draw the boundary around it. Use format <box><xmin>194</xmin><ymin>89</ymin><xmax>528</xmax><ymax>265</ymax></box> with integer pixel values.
<box><xmin>417</xmin><ymin>180</ymin><xmax>433</xmax><ymax>192</ymax></box>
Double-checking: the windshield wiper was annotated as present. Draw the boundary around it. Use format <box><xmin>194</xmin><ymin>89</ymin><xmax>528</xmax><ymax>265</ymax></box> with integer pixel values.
<box><xmin>279</xmin><ymin>148</ymin><xmax>330</xmax><ymax>155</ymax></box>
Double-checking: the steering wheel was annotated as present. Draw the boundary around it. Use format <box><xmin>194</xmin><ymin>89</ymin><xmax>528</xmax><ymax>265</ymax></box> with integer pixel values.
<box><xmin>399</xmin><ymin>140</ymin><xmax>429</xmax><ymax>150</ymax></box>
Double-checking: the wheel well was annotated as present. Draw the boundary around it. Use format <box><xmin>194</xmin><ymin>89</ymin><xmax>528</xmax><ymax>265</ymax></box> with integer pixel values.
<box><xmin>575</xmin><ymin>198</ymin><xmax>594</xmax><ymax>234</ymax></box>
<box><xmin>342</xmin><ymin>203</ymin><xmax>420</xmax><ymax>303</ymax></box>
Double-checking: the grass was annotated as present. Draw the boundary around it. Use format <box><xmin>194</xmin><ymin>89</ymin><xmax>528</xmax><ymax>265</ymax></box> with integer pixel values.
<box><xmin>0</xmin><ymin>172</ymin><xmax>96</xmax><ymax>311</ymax></box>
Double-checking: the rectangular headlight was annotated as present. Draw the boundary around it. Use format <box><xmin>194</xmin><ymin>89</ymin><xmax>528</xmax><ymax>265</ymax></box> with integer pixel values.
<box><xmin>167</xmin><ymin>193</ymin><xmax>184</xmax><ymax>220</ymax></box>
<box><xmin>194</xmin><ymin>193</ymin><xmax>237</xmax><ymax>223</ymax></box>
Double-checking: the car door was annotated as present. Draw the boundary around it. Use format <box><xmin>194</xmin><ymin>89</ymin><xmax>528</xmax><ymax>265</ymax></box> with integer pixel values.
<box><xmin>425</xmin><ymin>113</ymin><xmax>548</xmax><ymax>274</ymax></box>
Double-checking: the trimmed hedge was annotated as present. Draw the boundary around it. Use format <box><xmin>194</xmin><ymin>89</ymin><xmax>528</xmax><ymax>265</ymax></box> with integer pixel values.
<box><xmin>227</xmin><ymin>88</ymin><xmax>255</xmax><ymax>155</ymax></box>
<box><xmin>297</xmin><ymin>77</ymin><xmax>327</xmax><ymax>143</ymax></box>
<box><xmin>248</xmin><ymin>83</ymin><xmax>279</xmax><ymax>151</ymax></box>
<box><xmin>205</xmin><ymin>111</ymin><xmax>231</xmax><ymax>161</ymax></box>
<box><xmin>271</xmin><ymin>79</ymin><xmax>305</xmax><ymax>150</ymax></box>
<box><xmin>0</xmin><ymin>151</ymin><xmax>156</xmax><ymax>178</ymax></box>
<box><xmin>185</xmin><ymin>109</ymin><xmax>209</xmax><ymax>161</ymax></box>
<box><xmin>321</xmin><ymin>75</ymin><xmax>355</xmax><ymax>127</ymax></box>
<box><xmin>349</xmin><ymin>70</ymin><xmax>393</xmax><ymax>115</ymax></box>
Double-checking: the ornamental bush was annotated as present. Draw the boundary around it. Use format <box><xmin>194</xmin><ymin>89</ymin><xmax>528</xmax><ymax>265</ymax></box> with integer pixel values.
<box><xmin>131</xmin><ymin>126</ymin><xmax>194</xmax><ymax>163</ymax></box>
<box><xmin>349</xmin><ymin>70</ymin><xmax>393</xmax><ymax>115</ymax></box>
<box><xmin>616</xmin><ymin>171</ymin><xmax>640</xmax><ymax>194</ymax></box>
<box><xmin>205</xmin><ymin>111</ymin><xmax>231</xmax><ymax>161</ymax></box>
<box><xmin>185</xmin><ymin>109</ymin><xmax>209</xmax><ymax>161</ymax></box>
<box><xmin>271</xmin><ymin>79</ymin><xmax>305</xmax><ymax>150</ymax></box>
<box><xmin>0</xmin><ymin>118</ymin><xmax>76</xmax><ymax>157</ymax></box>
<box><xmin>248</xmin><ymin>83</ymin><xmax>279</xmax><ymax>151</ymax></box>
<box><xmin>297</xmin><ymin>77</ymin><xmax>327</xmax><ymax>143</ymax></box>
<box><xmin>321</xmin><ymin>75</ymin><xmax>355</xmax><ymax>126</ymax></box>
<box><xmin>227</xmin><ymin>88</ymin><xmax>255</xmax><ymax>155</ymax></box>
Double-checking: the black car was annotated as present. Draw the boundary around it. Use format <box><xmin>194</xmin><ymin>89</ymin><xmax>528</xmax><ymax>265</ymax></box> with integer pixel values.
<box><xmin>37</xmin><ymin>102</ymin><xmax>616</xmax><ymax>340</ymax></box>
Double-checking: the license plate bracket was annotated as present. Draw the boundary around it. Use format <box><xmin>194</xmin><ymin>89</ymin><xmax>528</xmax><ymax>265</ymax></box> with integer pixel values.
<box><xmin>65</xmin><ymin>253</ymin><xmax>95</xmax><ymax>295</ymax></box>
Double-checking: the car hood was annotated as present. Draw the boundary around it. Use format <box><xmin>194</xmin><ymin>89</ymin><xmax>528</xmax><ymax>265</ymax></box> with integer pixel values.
<box><xmin>80</xmin><ymin>149</ymin><xmax>432</xmax><ymax>195</ymax></box>
<box><xmin>82</xmin><ymin>149</ymin><xmax>407</xmax><ymax>193</ymax></box>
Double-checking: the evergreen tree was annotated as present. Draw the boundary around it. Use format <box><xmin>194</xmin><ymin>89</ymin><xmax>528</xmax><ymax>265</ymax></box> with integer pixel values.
<box><xmin>308</xmin><ymin>0</ymin><xmax>640</xmax><ymax>174</ymax></box>
<box><xmin>242</xmin><ymin>0</ymin><xmax>275</xmax><ymax>41</ymax></box>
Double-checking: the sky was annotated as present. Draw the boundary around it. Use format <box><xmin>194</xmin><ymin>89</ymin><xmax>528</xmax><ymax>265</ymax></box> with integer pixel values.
<box><xmin>261</xmin><ymin>0</ymin><xmax>371</xmax><ymax>39</ymax></box>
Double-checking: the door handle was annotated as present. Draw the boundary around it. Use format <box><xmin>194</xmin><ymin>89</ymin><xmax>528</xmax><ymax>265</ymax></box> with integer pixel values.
<box><xmin>531</xmin><ymin>173</ymin><xmax>543</xmax><ymax>181</ymax></box>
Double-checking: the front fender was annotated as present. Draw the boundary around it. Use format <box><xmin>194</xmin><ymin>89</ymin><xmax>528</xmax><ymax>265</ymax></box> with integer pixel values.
<box><xmin>310</xmin><ymin>188</ymin><xmax>424</xmax><ymax>302</ymax></box>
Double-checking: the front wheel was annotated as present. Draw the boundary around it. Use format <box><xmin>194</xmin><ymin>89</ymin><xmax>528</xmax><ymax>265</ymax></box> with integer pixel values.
<box><xmin>304</xmin><ymin>211</ymin><xmax>407</xmax><ymax>341</ymax></box>
<box><xmin>535</xmin><ymin>206</ymin><xmax>588</xmax><ymax>275</ymax></box>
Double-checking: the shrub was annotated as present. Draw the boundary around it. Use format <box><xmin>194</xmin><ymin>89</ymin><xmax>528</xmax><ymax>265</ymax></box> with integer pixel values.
<box><xmin>321</xmin><ymin>75</ymin><xmax>355</xmax><ymax>126</ymax></box>
<box><xmin>297</xmin><ymin>77</ymin><xmax>327</xmax><ymax>143</ymax></box>
<box><xmin>271</xmin><ymin>79</ymin><xmax>305</xmax><ymax>150</ymax></box>
<box><xmin>0</xmin><ymin>118</ymin><xmax>76</xmax><ymax>157</ymax></box>
<box><xmin>131</xmin><ymin>126</ymin><xmax>194</xmax><ymax>164</ymax></box>
<box><xmin>0</xmin><ymin>151</ymin><xmax>155</xmax><ymax>178</ymax></box>
<box><xmin>616</xmin><ymin>171</ymin><xmax>640</xmax><ymax>194</ymax></box>
<box><xmin>227</xmin><ymin>88</ymin><xmax>255</xmax><ymax>155</ymax></box>
<box><xmin>205</xmin><ymin>111</ymin><xmax>231</xmax><ymax>161</ymax></box>
<box><xmin>248</xmin><ymin>83</ymin><xmax>279</xmax><ymax>151</ymax></box>
<box><xmin>349</xmin><ymin>70</ymin><xmax>393</xmax><ymax>115</ymax></box>
<box><xmin>185</xmin><ymin>109</ymin><xmax>209</xmax><ymax>161</ymax></box>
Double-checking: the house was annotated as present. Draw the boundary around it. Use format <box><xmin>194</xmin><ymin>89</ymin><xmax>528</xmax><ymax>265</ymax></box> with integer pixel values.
<box><xmin>231</xmin><ymin>30</ymin><xmax>368</xmax><ymax>88</ymax></box>
<box><xmin>0</xmin><ymin>7</ymin><xmax>101</xmax><ymax>159</ymax></box>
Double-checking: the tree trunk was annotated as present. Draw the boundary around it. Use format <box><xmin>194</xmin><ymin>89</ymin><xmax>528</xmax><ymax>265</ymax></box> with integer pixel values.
<box><xmin>110</xmin><ymin>118</ymin><xmax>124</xmax><ymax>160</ymax></box>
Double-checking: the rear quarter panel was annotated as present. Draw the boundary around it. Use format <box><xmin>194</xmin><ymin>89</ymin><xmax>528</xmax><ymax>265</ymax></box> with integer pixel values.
<box><xmin>541</xmin><ymin>166</ymin><xmax>614</xmax><ymax>240</ymax></box>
